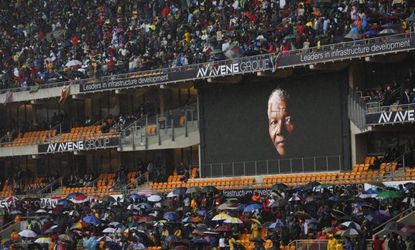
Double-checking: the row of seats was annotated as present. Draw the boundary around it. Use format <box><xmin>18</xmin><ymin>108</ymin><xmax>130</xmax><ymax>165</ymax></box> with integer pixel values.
<box><xmin>50</xmin><ymin>125</ymin><xmax>103</xmax><ymax>143</ymax></box>
<box><xmin>3</xmin><ymin>129</ymin><xmax>57</xmax><ymax>147</ymax></box>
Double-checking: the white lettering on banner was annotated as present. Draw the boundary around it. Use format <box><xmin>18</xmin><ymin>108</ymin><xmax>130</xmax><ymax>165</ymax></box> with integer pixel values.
<box><xmin>298</xmin><ymin>39</ymin><xmax>411</xmax><ymax>63</ymax></box>
<box><xmin>377</xmin><ymin>110</ymin><xmax>415</xmax><ymax>124</ymax></box>
<box><xmin>196</xmin><ymin>58</ymin><xmax>271</xmax><ymax>78</ymax></box>
<box><xmin>44</xmin><ymin>138</ymin><xmax>113</xmax><ymax>153</ymax></box>
<box><xmin>222</xmin><ymin>189</ymin><xmax>270</xmax><ymax>198</ymax></box>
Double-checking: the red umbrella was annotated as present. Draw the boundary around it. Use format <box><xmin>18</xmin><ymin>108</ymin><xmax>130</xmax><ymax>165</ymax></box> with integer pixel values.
<box><xmin>70</xmin><ymin>194</ymin><xmax>89</xmax><ymax>204</ymax></box>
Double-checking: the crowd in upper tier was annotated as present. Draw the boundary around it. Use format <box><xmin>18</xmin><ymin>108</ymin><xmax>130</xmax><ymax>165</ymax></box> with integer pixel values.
<box><xmin>1</xmin><ymin>0</ymin><xmax>415</xmax><ymax>89</ymax></box>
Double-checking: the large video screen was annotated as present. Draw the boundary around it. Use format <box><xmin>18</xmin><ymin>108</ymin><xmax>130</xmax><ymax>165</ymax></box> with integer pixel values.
<box><xmin>198</xmin><ymin>70</ymin><xmax>349</xmax><ymax>176</ymax></box>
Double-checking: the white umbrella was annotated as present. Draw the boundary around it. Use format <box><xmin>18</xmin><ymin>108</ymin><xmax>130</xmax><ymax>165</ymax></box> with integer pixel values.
<box><xmin>212</xmin><ymin>213</ymin><xmax>231</xmax><ymax>221</ymax></box>
<box><xmin>65</xmin><ymin>59</ymin><xmax>82</xmax><ymax>67</ymax></box>
<box><xmin>341</xmin><ymin>221</ymin><xmax>361</xmax><ymax>231</ymax></box>
<box><xmin>108</xmin><ymin>222</ymin><xmax>120</xmax><ymax>227</ymax></box>
<box><xmin>35</xmin><ymin>237</ymin><xmax>51</xmax><ymax>244</ymax></box>
<box><xmin>147</xmin><ymin>195</ymin><xmax>162</xmax><ymax>202</ymax></box>
<box><xmin>167</xmin><ymin>192</ymin><xmax>177</xmax><ymax>198</ymax></box>
<box><xmin>103</xmin><ymin>228</ymin><xmax>116</xmax><ymax>234</ymax></box>
<box><xmin>35</xmin><ymin>209</ymin><xmax>47</xmax><ymax>214</ymax></box>
<box><xmin>19</xmin><ymin>229</ymin><xmax>37</xmax><ymax>238</ymax></box>
<box><xmin>97</xmin><ymin>236</ymin><xmax>113</xmax><ymax>242</ymax></box>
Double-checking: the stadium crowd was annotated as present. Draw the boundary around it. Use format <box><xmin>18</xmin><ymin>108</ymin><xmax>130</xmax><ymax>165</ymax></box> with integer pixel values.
<box><xmin>1</xmin><ymin>0</ymin><xmax>415</xmax><ymax>89</ymax></box>
<box><xmin>0</xmin><ymin>181</ymin><xmax>414</xmax><ymax>249</ymax></box>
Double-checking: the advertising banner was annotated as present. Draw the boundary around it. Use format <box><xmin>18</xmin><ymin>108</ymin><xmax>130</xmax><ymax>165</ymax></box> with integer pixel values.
<box><xmin>38</xmin><ymin>137</ymin><xmax>119</xmax><ymax>153</ymax></box>
<box><xmin>366</xmin><ymin>109</ymin><xmax>415</xmax><ymax>125</ymax></box>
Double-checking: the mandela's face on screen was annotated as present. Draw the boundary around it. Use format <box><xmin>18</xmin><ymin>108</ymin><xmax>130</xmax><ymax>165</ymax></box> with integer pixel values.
<box><xmin>267</xmin><ymin>89</ymin><xmax>294</xmax><ymax>156</ymax></box>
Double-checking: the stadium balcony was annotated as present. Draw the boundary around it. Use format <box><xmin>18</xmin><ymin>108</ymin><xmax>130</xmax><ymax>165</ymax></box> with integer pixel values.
<box><xmin>146</xmin><ymin>155</ymin><xmax>411</xmax><ymax>194</ymax></box>
<box><xmin>1</xmin><ymin>33</ymin><xmax>414</xmax><ymax>104</ymax></box>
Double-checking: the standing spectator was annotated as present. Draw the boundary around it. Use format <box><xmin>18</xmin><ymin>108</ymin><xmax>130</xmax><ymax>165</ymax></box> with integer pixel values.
<box><xmin>372</xmin><ymin>235</ymin><xmax>382</xmax><ymax>250</ymax></box>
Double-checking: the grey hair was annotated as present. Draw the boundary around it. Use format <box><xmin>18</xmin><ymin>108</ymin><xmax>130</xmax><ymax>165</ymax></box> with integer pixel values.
<box><xmin>268</xmin><ymin>88</ymin><xmax>289</xmax><ymax>104</ymax></box>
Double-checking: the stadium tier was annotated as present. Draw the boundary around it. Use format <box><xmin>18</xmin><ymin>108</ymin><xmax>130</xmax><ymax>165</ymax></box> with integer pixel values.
<box><xmin>0</xmin><ymin>1</ymin><xmax>415</xmax><ymax>249</ymax></box>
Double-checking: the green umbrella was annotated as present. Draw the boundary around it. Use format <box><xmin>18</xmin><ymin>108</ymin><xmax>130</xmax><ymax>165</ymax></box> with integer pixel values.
<box><xmin>378</xmin><ymin>190</ymin><xmax>401</xmax><ymax>199</ymax></box>
<box><xmin>284</xmin><ymin>34</ymin><xmax>296</xmax><ymax>40</ymax></box>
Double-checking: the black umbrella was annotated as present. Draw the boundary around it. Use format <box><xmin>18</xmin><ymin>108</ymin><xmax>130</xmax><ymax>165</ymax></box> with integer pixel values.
<box><xmin>304</xmin><ymin>181</ymin><xmax>321</xmax><ymax>190</ymax></box>
<box><xmin>294</xmin><ymin>211</ymin><xmax>311</xmax><ymax>219</ymax></box>
<box><xmin>271</xmin><ymin>183</ymin><xmax>288</xmax><ymax>192</ymax></box>
<box><xmin>202</xmin><ymin>186</ymin><xmax>219</xmax><ymax>194</ymax></box>
<box><xmin>269</xmin><ymin>199</ymin><xmax>288</xmax><ymax>208</ymax></box>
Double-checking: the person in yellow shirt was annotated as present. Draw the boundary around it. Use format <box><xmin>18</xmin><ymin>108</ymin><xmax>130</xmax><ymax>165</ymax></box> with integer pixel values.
<box><xmin>190</xmin><ymin>198</ymin><xmax>197</xmax><ymax>211</ymax></box>
<box><xmin>327</xmin><ymin>234</ymin><xmax>338</xmax><ymax>250</ymax></box>
<box><xmin>174</xmin><ymin>228</ymin><xmax>182</xmax><ymax>239</ymax></box>
<box><xmin>251</xmin><ymin>222</ymin><xmax>260</xmax><ymax>239</ymax></box>
<box><xmin>336</xmin><ymin>241</ymin><xmax>344</xmax><ymax>250</ymax></box>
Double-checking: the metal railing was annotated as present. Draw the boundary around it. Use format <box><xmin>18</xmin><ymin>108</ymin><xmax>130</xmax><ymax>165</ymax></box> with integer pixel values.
<box><xmin>366</xmin><ymin>102</ymin><xmax>415</xmax><ymax>114</ymax></box>
<box><xmin>120</xmin><ymin>104</ymin><xmax>198</xmax><ymax>149</ymax></box>
<box><xmin>288</xmin><ymin>239</ymin><xmax>328</xmax><ymax>250</ymax></box>
<box><xmin>1</xmin><ymin>33</ymin><xmax>414</xmax><ymax>96</ymax></box>
<box><xmin>373</xmin><ymin>205</ymin><xmax>415</xmax><ymax>235</ymax></box>
<box><xmin>202</xmin><ymin>155</ymin><xmax>342</xmax><ymax>178</ymax></box>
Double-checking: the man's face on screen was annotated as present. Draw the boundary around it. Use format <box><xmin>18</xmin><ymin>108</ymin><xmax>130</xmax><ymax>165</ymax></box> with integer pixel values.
<box><xmin>268</xmin><ymin>96</ymin><xmax>294</xmax><ymax>156</ymax></box>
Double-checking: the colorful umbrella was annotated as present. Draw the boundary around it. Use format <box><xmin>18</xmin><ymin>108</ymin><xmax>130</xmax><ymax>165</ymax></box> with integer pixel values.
<box><xmin>212</xmin><ymin>213</ymin><xmax>231</xmax><ymax>221</ymax></box>
<box><xmin>82</xmin><ymin>215</ymin><xmax>100</xmax><ymax>225</ymax></box>
<box><xmin>224</xmin><ymin>217</ymin><xmax>243</xmax><ymax>224</ymax></box>
<box><xmin>243</xmin><ymin>203</ymin><xmax>262</xmax><ymax>212</ymax></box>
<box><xmin>378</xmin><ymin>190</ymin><xmax>401</xmax><ymax>199</ymax></box>
<box><xmin>70</xmin><ymin>194</ymin><xmax>89</xmax><ymax>203</ymax></box>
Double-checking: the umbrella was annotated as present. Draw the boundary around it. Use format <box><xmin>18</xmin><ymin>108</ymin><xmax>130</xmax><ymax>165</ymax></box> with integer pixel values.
<box><xmin>359</xmin><ymin>188</ymin><xmax>379</xmax><ymax>198</ymax></box>
<box><xmin>82</xmin><ymin>215</ymin><xmax>100</xmax><ymax>225</ymax></box>
<box><xmin>243</xmin><ymin>203</ymin><xmax>262</xmax><ymax>212</ymax></box>
<box><xmin>69</xmin><ymin>210</ymin><xmax>80</xmax><ymax>217</ymax></box>
<box><xmin>197</xmin><ymin>209</ymin><xmax>208</xmax><ymax>217</ymax></box>
<box><xmin>138</xmin><ymin>216</ymin><xmax>154</xmax><ymax>223</ymax></box>
<box><xmin>97</xmin><ymin>236</ymin><xmax>113</xmax><ymax>242</ymax></box>
<box><xmin>59</xmin><ymin>234</ymin><xmax>73</xmax><ymax>242</ymax></box>
<box><xmin>136</xmin><ymin>203</ymin><xmax>152</xmax><ymax>210</ymax></box>
<box><xmin>103</xmin><ymin>228</ymin><xmax>116</xmax><ymax>234</ymax></box>
<box><xmin>379</xmin><ymin>29</ymin><xmax>398</xmax><ymax>35</ymax></box>
<box><xmin>213</xmin><ymin>224</ymin><xmax>232</xmax><ymax>232</ymax></box>
<box><xmin>167</xmin><ymin>192</ymin><xmax>177</xmax><ymax>198</ymax></box>
<box><xmin>65</xmin><ymin>60</ymin><xmax>82</xmax><ymax>67</ymax></box>
<box><xmin>294</xmin><ymin>211</ymin><xmax>311</xmax><ymax>219</ymax></box>
<box><xmin>147</xmin><ymin>195</ymin><xmax>162</xmax><ymax>202</ymax></box>
<box><xmin>378</xmin><ymin>190</ymin><xmax>401</xmax><ymax>199</ymax></box>
<box><xmin>401</xmin><ymin>225</ymin><xmax>415</xmax><ymax>234</ymax></box>
<box><xmin>271</xmin><ymin>183</ymin><xmax>288</xmax><ymax>192</ymax></box>
<box><xmin>57</xmin><ymin>199</ymin><xmax>69</xmax><ymax>207</ymax></box>
<box><xmin>186</xmin><ymin>187</ymin><xmax>202</xmax><ymax>194</ymax></box>
<box><xmin>289</xmin><ymin>195</ymin><xmax>301</xmax><ymax>202</ymax></box>
<box><xmin>129</xmin><ymin>193</ymin><xmax>144</xmax><ymax>200</ymax></box>
<box><xmin>283</xmin><ymin>34</ymin><xmax>296</xmax><ymax>40</ymax></box>
<box><xmin>251</xmin><ymin>218</ymin><xmax>261</xmax><ymax>225</ymax></box>
<box><xmin>269</xmin><ymin>199</ymin><xmax>288</xmax><ymax>208</ymax></box>
<box><xmin>173</xmin><ymin>187</ymin><xmax>187</xmax><ymax>196</ymax></box>
<box><xmin>341</xmin><ymin>221</ymin><xmax>361</xmax><ymax>231</ymax></box>
<box><xmin>35</xmin><ymin>237</ymin><xmax>51</xmax><ymax>244</ymax></box>
<box><xmin>342</xmin><ymin>228</ymin><xmax>360</xmax><ymax>237</ymax></box>
<box><xmin>344</xmin><ymin>32</ymin><xmax>361</xmax><ymax>40</ymax></box>
<box><xmin>202</xmin><ymin>186</ymin><xmax>219</xmax><ymax>194</ymax></box>
<box><xmin>70</xmin><ymin>194</ymin><xmax>89</xmax><ymax>203</ymax></box>
<box><xmin>269</xmin><ymin>220</ymin><xmax>284</xmax><ymax>229</ymax></box>
<box><xmin>163</xmin><ymin>212</ymin><xmax>178</xmax><ymax>221</ymax></box>
<box><xmin>35</xmin><ymin>209</ymin><xmax>47</xmax><ymax>214</ymax></box>
<box><xmin>212</xmin><ymin>213</ymin><xmax>231</xmax><ymax>221</ymax></box>
<box><xmin>384</xmin><ymin>222</ymin><xmax>403</xmax><ymax>231</ymax></box>
<box><xmin>136</xmin><ymin>189</ymin><xmax>157</xmax><ymax>195</ymax></box>
<box><xmin>10</xmin><ymin>210</ymin><xmax>22</xmax><ymax>215</ymax></box>
<box><xmin>218</xmin><ymin>203</ymin><xmax>239</xmax><ymax>210</ymax></box>
<box><xmin>224</xmin><ymin>217</ymin><xmax>243</xmax><ymax>224</ymax></box>
<box><xmin>19</xmin><ymin>230</ymin><xmax>37</xmax><ymax>238</ymax></box>
<box><xmin>66</xmin><ymin>192</ymin><xmax>84</xmax><ymax>200</ymax></box>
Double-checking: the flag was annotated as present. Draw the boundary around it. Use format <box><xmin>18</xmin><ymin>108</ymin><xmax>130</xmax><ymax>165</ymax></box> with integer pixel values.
<box><xmin>3</xmin><ymin>91</ymin><xmax>13</xmax><ymax>105</ymax></box>
<box><xmin>58</xmin><ymin>84</ymin><xmax>70</xmax><ymax>105</ymax></box>
<box><xmin>269</xmin><ymin>52</ymin><xmax>281</xmax><ymax>73</ymax></box>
